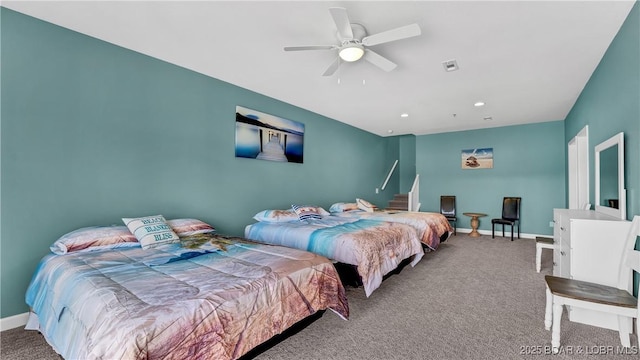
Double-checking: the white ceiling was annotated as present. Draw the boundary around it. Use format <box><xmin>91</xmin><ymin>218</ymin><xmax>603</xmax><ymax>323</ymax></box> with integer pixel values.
<box><xmin>3</xmin><ymin>1</ymin><xmax>635</xmax><ymax>137</ymax></box>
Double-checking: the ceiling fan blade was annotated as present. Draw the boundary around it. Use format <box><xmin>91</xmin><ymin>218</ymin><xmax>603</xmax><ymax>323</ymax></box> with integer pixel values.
<box><xmin>284</xmin><ymin>45</ymin><xmax>336</xmax><ymax>51</ymax></box>
<box><xmin>363</xmin><ymin>49</ymin><xmax>397</xmax><ymax>72</ymax></box>
<box><xmin>322</xmin><ymin>57</ymin><xmax>341</xmax><ymax>77</ymax></box>
<box><xmin>329</xmin><ymin>7</ymin><xmax>354</xmax><ymax>39</ymax></box>
<box><xmin>362</xmin><ymin>23</ymin><xmax>421</xmax><ymax>46</ymax></box>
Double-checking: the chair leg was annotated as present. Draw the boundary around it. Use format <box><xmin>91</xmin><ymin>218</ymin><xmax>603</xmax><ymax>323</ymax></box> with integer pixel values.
<box><xmin>502</xmin><ymin>224</ymin><xmax>505</xmax><ymax>237</ymax></box>
<box><xmin>551</xmin><ymin>302</ymin><xmax>562</xmax><ymax>353</ymax></box>
<box><xmin>544</xmin><ymin>287</ymin><xmax>552</xmax><ymax>330</ymax></box>
<box><xmin>637</xmin><ymin>316</ymin><xmax>640</xmax><ymax>352</ymax></box>
<box><xmin>536</xmin><ymin>245</ymin><xmax>542</xmax><ymax>273</ymax></box>
<box><xmin>617</xmin><ymin>316</ymin><xmax>632</xmax><ymax>347</ymax></box>
<box><xmin>511</xmin><ymin>225</ymin><xmax>514</xmax><ymax>241</ymax></box>
<box><xmin>453</xmin><ymin>221</ymin><xmax>456</xmax><ymax>235</ymax></box>
<box><xmin>517</xmin><ymin>223</ymin><xmax>520</xmax><ymax>239</ymax></box>
<box><xmin>492</xmin><ymin>223</ymin><xmax>495</xmax><ymax>238</ymax></box>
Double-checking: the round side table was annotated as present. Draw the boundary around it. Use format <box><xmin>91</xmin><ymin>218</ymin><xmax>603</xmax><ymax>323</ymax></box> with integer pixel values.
<box><xmin>463</xmin><ymin>212</ymin><xmax>487</xmax><ymax>237</ymax></box>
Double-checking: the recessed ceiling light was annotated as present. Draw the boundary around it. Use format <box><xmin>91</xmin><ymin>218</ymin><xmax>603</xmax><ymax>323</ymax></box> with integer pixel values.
<box><xmin>483</xmin><ymin>116</ymin><xmax>493</xmax><ymax>121</ymax></box>
<box><xmin>474</xmin><ymin>101</ymin><xmax>485</xmax><ymax>107</ymax></box>
<box><xmin>400</xmin><ymin>113</ymin><xmax>409</xmax><ymax>118</ymax></box>
<box><xmin>388</xmin><ymin>130</ymin><xmax>394</xmax><ymax>134</ymax></box>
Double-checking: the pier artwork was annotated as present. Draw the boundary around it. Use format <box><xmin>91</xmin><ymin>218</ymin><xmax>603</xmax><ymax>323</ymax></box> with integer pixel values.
<box><xmin>235</xmin><ymin>106</ymin><xmax>304</xmax><ymax>163</ymax></box>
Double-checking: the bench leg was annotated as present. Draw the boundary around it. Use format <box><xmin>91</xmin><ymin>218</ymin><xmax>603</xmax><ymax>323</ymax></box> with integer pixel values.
<box><xmin>544</xmin><ymin>286</ymin><xmax>552</xmax><ymax>330</ymax></box>
<box><xmin>551</xmin><ymin>302</ymin><xmax>562</xmax><ymax>353</ymax></box>
<box><xmin>618</xmin><ymin>316</ymin><xmax>631</xmax><ymax>347</ymax></box>
<box><xmin>536</xmin><ymin>245</ymin><xmax>542</xmax><ymax>273</ymax></box>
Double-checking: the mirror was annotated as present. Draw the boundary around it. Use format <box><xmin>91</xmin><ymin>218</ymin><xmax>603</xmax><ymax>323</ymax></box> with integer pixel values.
<box><xmin>595</xmin><ymin>132</ymin><xmax>625</xmax><ymax>219</ymax></box>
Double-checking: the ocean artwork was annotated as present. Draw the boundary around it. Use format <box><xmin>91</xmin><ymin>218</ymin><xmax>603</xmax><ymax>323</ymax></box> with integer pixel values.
<box><xmin>235</xmin><ymin>106</ymin><xmax>305</xmax><ymax>163</ymax></box>
<box><xmin>461</xmin><ymin>148</ymin><xmax>493</xmax><ymax>169</ymax></box>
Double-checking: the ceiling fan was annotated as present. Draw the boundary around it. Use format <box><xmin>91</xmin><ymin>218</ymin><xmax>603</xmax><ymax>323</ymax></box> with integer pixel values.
<box><xmin>284</xmin><ymin>7</ymin><xmax>421</xmax><ymax>76</ymax></box>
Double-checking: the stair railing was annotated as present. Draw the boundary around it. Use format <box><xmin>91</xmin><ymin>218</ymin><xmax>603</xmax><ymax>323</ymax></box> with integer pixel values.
<box><xmin>381</xmin><ymin>159</ymin><xmax>398</xmax><ymax>191</ymax></box>
<box><xmin>407</xmin><ymin>174</ymin><xmax>420</xmax><ymax>211</ymax></box>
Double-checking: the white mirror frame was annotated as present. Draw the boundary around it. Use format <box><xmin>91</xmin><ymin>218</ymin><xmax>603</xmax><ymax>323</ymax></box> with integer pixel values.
<box><xmin>594</xmin><ymin>132</ymin><xmax>625</xmax><ymax>220</ymax></box>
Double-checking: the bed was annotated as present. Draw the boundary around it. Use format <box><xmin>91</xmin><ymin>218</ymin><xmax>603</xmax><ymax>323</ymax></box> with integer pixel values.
<box><xmin>244</xmin><ymin>210</ymin><xmax>424</xmax><ymax>297</ymax></box>
<box><xmin>329</xmin><ymin>203</ymin><xmax>453</xmax><ymax>250</ymax></box>
<box><xmin>25</xmin><ymin>218</ymin><xmax>349</xmax><ymax>360</ymax></box>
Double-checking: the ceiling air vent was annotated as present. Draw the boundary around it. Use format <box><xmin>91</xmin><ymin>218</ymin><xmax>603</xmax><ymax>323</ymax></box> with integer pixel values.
<box><xmin>442</xmin><ymin>59</ymin><xmax>459</xmax><ymax>72</ymax></box>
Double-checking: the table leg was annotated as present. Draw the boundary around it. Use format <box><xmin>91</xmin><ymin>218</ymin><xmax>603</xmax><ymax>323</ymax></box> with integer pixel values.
<box><xmin>469</xmin><ymin>216</ymin><xmax>480</xmax><ymax>237</ymax></box>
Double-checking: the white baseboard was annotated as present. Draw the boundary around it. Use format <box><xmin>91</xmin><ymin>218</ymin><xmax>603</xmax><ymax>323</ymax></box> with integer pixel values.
<box><xmin>1</xmin><ymin>312</ymin><xmax>29</xmax><ymax>331</ymax></box>
<box><xmin>456</xmin><ymin>228</ymin><xmax>545</xmax><ymax>239</ymax></box>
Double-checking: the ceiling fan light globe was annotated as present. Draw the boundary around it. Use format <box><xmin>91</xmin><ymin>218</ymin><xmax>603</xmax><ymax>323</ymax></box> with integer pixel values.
<box><xmin>339</xmin><ymin>46</ymin><xmax>364</xmax><ymax>62</ymax></box>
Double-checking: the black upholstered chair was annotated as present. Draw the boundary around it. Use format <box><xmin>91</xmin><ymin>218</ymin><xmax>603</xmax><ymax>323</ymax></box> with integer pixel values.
<box><xmin>491</xmin><ymin>197</ymin><xmax>521</xmax><ymax>241</ymax></box>
<box><xmin>440</xmin><ymin>195</ymin><xmax>457</xmax><ymax>235</ymax></box>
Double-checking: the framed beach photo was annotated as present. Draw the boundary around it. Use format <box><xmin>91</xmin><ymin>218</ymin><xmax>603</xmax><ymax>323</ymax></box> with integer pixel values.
<box><xmin>235</xmin><ymin>106</ymin><xmax>305</xmax><ymax>163</ymax></box>
<box><xmin>461</xmin><ymin>148</ymin><xmax>493</xmax><ymax>169</ymax></box>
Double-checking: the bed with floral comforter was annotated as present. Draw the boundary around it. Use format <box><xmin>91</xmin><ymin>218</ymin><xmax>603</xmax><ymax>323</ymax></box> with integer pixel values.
<box><xmin>25</xmin><ymin>234</ymin><xmax>349</xmax><ymax>360</ymax></box>
<box><xmin>244</xmin><ymin>217</ymin><xmax>424</xmax><ymax>297</ymax></box>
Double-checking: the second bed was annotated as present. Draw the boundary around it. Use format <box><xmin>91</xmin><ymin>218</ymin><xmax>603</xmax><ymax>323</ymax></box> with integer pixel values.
<box><xmin>245</xmin><ymin>213</ymin><xmax>423</xmax><ymax>297</ymax></box>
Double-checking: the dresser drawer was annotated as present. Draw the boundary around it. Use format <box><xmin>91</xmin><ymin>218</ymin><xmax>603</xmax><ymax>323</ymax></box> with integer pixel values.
<box><xmin>559</xmin><ymin>242</ymin><xmax>571</xmax><ymax>278</ymax></box>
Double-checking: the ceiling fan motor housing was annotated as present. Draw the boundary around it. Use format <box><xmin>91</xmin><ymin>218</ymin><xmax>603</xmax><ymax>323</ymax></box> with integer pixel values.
<box><xmin>337</xmin><ymin>23</ymin><xmax>367</xmax><ymax>42</ymax></box>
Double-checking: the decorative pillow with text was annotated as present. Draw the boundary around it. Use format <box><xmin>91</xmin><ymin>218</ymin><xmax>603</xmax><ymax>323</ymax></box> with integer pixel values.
<box><xmin>123</xmin><ymin>215</ymin><xmax>180</xmax><ymax>249</ymax></box>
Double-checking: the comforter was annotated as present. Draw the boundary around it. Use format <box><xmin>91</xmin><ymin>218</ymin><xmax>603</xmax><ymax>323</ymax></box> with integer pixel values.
<box><xmin>332</xmin><ymin>210</ymin><xmax>453</xmax><ymax>250</ymax></box>
<box><xmin>244</xmin><ymin>217</ymin><xmax>424</xmax><ymax>297</ymax></box>
<box><xmin>25</xmin><ymin>235</ymin><xmax>349</xmax><ymax>360</ymax></box>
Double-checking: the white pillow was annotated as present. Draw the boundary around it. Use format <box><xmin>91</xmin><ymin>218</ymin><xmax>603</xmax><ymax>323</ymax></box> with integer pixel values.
<box><xmin>122</xmin><ymin>215</ymin><xmax>180</xmax><ymax>249</ymax></box>
<box><xmin>356</xmin><ymin>198</ymin><xmax>376</xmax><ymax>212</ymax></box>
<box><xmin>329</xmin><ymin>202</ymin><xmax>359</xmax><ymax>213</ymax></box>
<box><xmin>253</xmin><ymin>209</ymin><xmax>299</xmax><ymax>223</ymax></box>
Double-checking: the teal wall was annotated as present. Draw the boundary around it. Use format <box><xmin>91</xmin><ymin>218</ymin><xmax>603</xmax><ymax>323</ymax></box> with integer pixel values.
<box><xmin>2</xmin><ymin>3</ymin><xmax>638</xmax><ymax>320</ymax></box>
<box><xmin>399</xmin><ymin>135</ymin><xmax>417</xmax><ymax>193</ymax></box>
<box><xmin>563</xmin><ymin>1</ymin><xmax>639</xmax><ymax>295</ymax></box>
<box><xmin>564</xmin><ymin>1</ymin><xmax>639</xmax><ymax>220</ymax></box>
<box><xmin>0</xmin><ymin>9</ymin><xmax>397</xmax><ymax>318</ymax></box>
<box><xmin>380</xmin><ymin>136</ymin><xmax>400</xmax><ymax>196</ymax></box>
<box><xmin>416</xmin><ymin>121</ymin><xmax>566</xmax><ymax>235</ymax></box>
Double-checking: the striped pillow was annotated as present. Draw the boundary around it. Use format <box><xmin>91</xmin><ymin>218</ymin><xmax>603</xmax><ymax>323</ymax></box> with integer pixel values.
<box><xmin>123</xmin><ymin>215</ymin><xmax>180</xmax><ymax>249</ymax></box>
<box><xmin>291</xmin><ymin>204</ymin><xmax>326</xmax><ymax>221</ymax></box>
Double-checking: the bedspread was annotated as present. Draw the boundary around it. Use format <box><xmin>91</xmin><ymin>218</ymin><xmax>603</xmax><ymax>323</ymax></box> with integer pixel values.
<box><xmin>244</xmin><ymin>217</ymin><xmax>424</xmax><ymax>297</ymax></box>
<box><xmin>332</xmin><ymin>210</ymin><xmax>452</xmax><ymax>250</ymax></box>
<box><xmin>25</xmin><ymin>235</ymin><xmax>348</xmax><ymax>360</ymax></box>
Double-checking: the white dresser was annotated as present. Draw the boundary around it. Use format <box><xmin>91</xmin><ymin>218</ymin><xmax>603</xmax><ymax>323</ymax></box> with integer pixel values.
<box><xmin>552</xmin><ymin>208</ymin><xmax>632</xmax><ymax>330</ymax></box>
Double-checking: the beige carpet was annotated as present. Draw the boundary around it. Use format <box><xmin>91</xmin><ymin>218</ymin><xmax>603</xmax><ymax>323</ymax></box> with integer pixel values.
<box><xmin>1</xmin><ymin>233</ymin><xmax>637</xmax><ymax>359</ymax></box>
